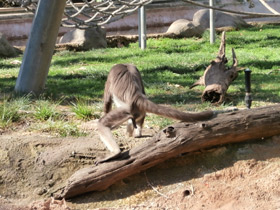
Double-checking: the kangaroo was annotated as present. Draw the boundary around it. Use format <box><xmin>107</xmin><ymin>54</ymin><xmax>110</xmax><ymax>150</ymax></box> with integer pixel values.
<box><xmin>97</xmin><ymin>64</ymin><xmax>214</xmax><ymax>162</ymax></box>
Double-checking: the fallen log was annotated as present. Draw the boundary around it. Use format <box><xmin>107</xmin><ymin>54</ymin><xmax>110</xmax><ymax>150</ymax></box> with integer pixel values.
<box><xmin>58</xmin><ymin>105</ymin><xmax>280</xmax><ymax>199</ymax></box>
<box><xmin>190</xmin><ymin>31</ymin><xmax>239</xmax><ymax>104</ymax></box>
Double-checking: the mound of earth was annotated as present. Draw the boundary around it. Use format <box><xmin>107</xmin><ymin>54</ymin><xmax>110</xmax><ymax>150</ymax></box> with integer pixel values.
<box><xmin>0</xmin><ymin>122</ymin><xmax>280</xmax><ymax>209</ymax></box>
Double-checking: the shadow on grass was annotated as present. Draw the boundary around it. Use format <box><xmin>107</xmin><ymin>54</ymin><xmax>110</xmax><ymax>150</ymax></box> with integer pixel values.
<box><xmin>0</xmin><ymin>63</ymin><xmax>19</xmax><ymax>70</ymax></box>
<box><xmin>1</xmin><ymin>64</ymin><xmax>279</xmax><ymax>105</ymax></box>
<box><xmin>52</xmin><ymin>51</ymin><xmax>144</xmax><ymax>68</ymax></box>
<box><xmin>224</xmin><ymin>71</ymin><xmax>280</xmax><ymax>105</ymax></box>
<box><xmin>242</xmin><ymin>60</ymin><xmax>280</xmax><ymax>70</ymax></box>
<box><xmin>228</xmin><ymin>35</ymin><xmax>280</xmax><ymax>45</ymax></box>
<box><xmin>0</xmin><ymin>73</ymin><xmax>106</xmax><ymax>102</ymax></box>
<box><xmin>148</xmin><ymin>92</ymin><xmax>203</xmax><ymax>104</ymax></box>
<box><xmin>0</xmin><ymin>77</ymin><xmax>16</xmax><ymax>97</ymax></box>
<box><xmin>143</xmin><ymin>63</ymin><xmax>209</xmax><ymax>75</ymax></box>
<box><xmin>150</xmin><ymin>43</ymin><xmax>204</xmax><ymax>54</ymax></box>
<box><xmin>225</xmin><ymin>24</ymin><xmax>280</xmax><ymax>47</ymax></box>
<box><xmin>44</xmin><ymin>73</ymin><xmax>107</xmax><ymax>101</ymax></box>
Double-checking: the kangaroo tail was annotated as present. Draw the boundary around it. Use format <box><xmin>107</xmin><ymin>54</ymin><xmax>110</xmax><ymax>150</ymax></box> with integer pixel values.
<box><xmin>136</xmin><ymin>96</ymin><xmax>213</xmax><ymax>122</ymax></box>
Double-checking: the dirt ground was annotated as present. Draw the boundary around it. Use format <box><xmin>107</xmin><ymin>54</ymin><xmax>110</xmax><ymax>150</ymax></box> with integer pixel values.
<box><xmin>0</xmin><ymin>119</ymin><xmax>280</xmax><ymax>210</ymax></box>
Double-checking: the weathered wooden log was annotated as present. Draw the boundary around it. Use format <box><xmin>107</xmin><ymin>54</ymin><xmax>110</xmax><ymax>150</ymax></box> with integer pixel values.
<box><xmin>58</xmin><ymin>105</ymin><xmax>280</xmax><ymax>199</ymax></box>
<box><xmin>190</xmin><ymin>31</ymin><xmax>239</xmax><ymax>104</ymax></box>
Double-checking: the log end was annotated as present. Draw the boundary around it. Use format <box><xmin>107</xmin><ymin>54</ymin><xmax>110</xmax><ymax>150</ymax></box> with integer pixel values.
<box><xmin>201</xmin><ymin>84</ymin><xmax>224</xmax><ymax>104</ymax></box>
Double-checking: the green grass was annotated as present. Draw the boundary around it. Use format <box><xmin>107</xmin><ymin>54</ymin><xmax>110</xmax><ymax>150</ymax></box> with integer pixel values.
<box><xmin>0</xmin><ymin>96</ymin><xmax>31</xmax><ymax>127</ymax></box>
<box><xmin>0</xmin><ymin>99</ymin><xmax>21</xmax><ymax>127</ymax></box>
<box><xmin>71</xmin><ymin>100</ymin><xmax>101</xmax><ymax>120</ymax></box>
<box><xmin>34</xmin><ymin>100</ymin><xmax>59</xmax><ymax>121</ymax></box>
<box><xmin>1</xmin><ymin>24</ymin><xmax>280</xmax><ymax>132</ymax></box>
<box><xmin>33</xmin><ymin>120</ymin><xmax>85</xmax><ymax>137</ymax></box>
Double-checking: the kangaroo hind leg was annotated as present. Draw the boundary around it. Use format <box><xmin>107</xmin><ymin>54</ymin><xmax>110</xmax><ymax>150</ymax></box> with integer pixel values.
<box><xmin>134</xmin><ymin>114</ymin><xmax>145</xmax><ymax>138</ymax></box>
<box><xmin>97</xmin><ymin>108</ymin><xmax>133</xmax><ymax>162</ymax></box>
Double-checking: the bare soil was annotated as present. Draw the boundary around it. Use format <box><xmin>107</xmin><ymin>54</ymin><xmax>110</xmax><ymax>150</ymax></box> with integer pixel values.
<box><xmin>0</xmin><ymin>119</ymin><xmax>280</xmax><ymax>210</ymax></box>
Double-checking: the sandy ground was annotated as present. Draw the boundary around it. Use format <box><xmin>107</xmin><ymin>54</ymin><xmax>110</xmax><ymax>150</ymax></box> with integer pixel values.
<box><xmin>0</xmin><ymin>120</ymin><xmax>280</xmax><ymax>210</ymax></box>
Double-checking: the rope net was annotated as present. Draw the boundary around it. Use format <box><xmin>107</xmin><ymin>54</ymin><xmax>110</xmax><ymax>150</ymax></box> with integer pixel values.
<box><xmin>16</xmin><ymin>0</ymin><xmax>280</xmax><ymax>29</ymax></box>
<box><xmin>21</xmin><ymin>0</ymin><xmax>152</xmax><ymax>29</ymax></box>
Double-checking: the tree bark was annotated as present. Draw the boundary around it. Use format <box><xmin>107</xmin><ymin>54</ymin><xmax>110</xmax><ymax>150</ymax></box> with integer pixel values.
<box><xmin>58</xmin><ymin>105</ymin><xmax>280</xmax><ymax>199</ymax></box>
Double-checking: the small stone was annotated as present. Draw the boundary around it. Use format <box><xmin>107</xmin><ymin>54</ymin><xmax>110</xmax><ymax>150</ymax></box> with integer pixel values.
<box><xmin>34</xmin><ymin>187</ymin><xmax>47</xmax><ymax>195</ymax></box>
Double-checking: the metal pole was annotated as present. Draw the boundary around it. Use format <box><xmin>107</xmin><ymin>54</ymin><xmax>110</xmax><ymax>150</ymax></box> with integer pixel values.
<box><xmin>209</xmin><ymin>0</ymin><xmax>215</xmax><ymax>44</ymax></box>
<box><xmin>139</xmin><ymin>6</ymin><xmax>147</xmax><ymax>50</ymax></box>
<box><xmin>138</xmin><ymin>8</ymin><xmax>141</xmax><ymax>48</ymax></box>
<box><xmin>15</xmin><ymin>0</ymin><xmax>66</xmax><ymax>95</ymax></box>
<box><xmin>244</xmin><ymin>68</ymin><xmax>252</xmax><ymax>109</ymax></box>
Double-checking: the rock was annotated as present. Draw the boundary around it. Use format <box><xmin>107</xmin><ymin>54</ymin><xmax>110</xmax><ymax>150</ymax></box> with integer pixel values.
<box><xmin>166</xmin><ymin>9</ymin><xmax>249</xmax><ymax>39</ymax></box>
<box><xmin>59</xmin><ymin>26</ymin><xmax>107</xmax><ymax>51</ymax></box>
<box><xmin>166</xmin><ymin>19</ymin><xmax>205</xmax><ymax>38</ymax></box>
<box><xmin>193</xmin><ymin>9</ymin><xmax>249</xmax><ymax>29</ymax></box>
<box><xmin>34</xmin><ymin>187</ymin><xmax>47</xmax><ymax>195</ymax></box>
<box><xmin>0</xmin><ymin>33</ymin><xmax>21</xmax><ymax>58</ymax></box>
<box><xmin>10</xmin><ymin>60</ymin><xmax>22</xmax><ymax>65</ymax></box>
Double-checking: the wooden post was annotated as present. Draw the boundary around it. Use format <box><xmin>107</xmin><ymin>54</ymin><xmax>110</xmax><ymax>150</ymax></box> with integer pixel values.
<box><xmin>15</xmin><ymin>0</ymin><xmax>66</xmax><ymax>95</ymax></box>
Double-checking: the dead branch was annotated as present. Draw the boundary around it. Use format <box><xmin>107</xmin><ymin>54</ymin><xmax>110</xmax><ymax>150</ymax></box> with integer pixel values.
<box><xmin>57</xmin><ymin>105</ymin><xmax>280</xmax><ymax>199</ymax></box>
<box><xmin>190</xmin><ymin>32</ymin><xmax>239</xmax><ymax>104</ymax></box>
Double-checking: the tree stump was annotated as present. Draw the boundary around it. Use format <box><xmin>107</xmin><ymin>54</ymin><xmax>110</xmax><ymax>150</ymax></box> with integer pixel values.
<box><xmin>190</xmin><ymin>32</ymin><xmax>239</xmax><ymax>104</ymax></box>
<box><xmin>57</xmin><ymin>105</ymin><xmax>280</xmax><ymax>199</ymax></box>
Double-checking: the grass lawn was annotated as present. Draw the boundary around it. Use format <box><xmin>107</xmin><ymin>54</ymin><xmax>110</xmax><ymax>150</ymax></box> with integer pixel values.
<box><xmin>0</xmin><ymin>24</ymin><xmax>280</xmax><ymax>133</ymax></box>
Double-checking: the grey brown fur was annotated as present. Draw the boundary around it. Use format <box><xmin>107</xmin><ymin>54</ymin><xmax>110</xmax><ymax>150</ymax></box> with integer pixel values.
<box><xmin>97</xmin><ymin>64</ymin><xmax>213</xmax><ymax>162</ymax></box>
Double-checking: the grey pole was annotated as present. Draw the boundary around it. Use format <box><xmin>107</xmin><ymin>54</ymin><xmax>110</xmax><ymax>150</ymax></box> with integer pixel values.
<box><xmin>15</xmin><ymin>0</ymin><xmax>66</xmax><ymax>95</ymax></box>
<box><xmin>138</xmin><ymin>8</ymin><xmax>141</xmax><ymax>47</ymax></box>
<box><xmin>209</xmin><ymin>0</ymin><xmax>215</xmax><ymax>44</ymax></box>
<box><xmin>139</xmin><ymin>6</ymin><xmax>147</xmax><ymax>50</ymax></box>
